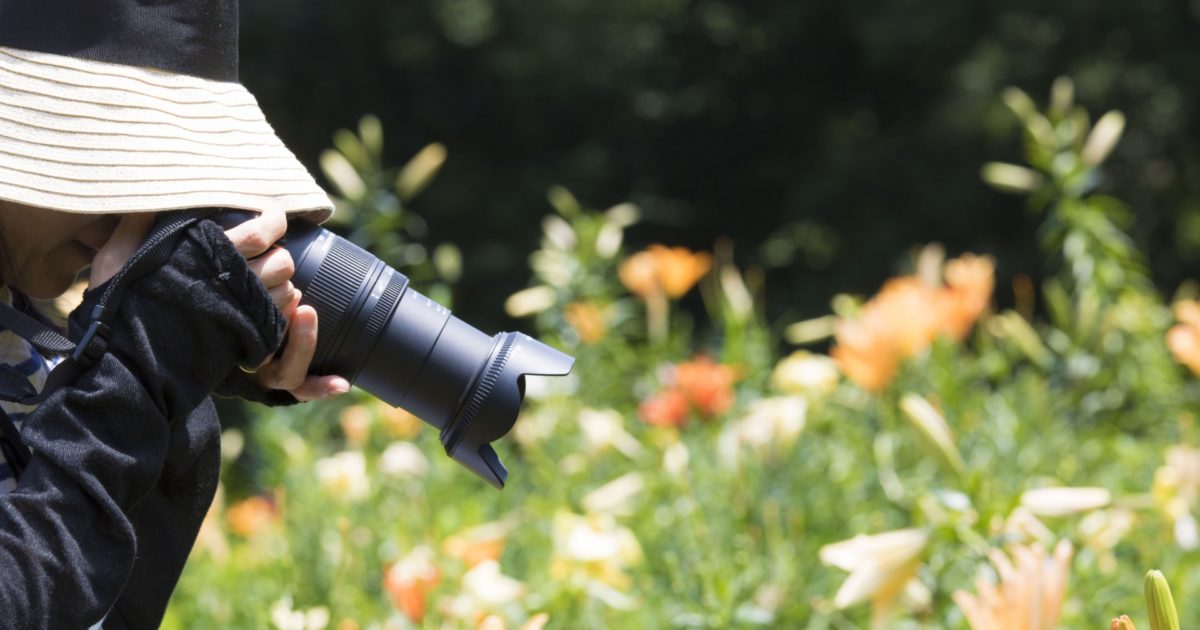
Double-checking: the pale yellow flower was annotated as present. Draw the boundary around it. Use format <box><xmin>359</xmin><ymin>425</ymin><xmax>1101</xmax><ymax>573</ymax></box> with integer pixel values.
<box><xmin>952</xmin><ymin>540</ymin><xmax>1073</xmax><ymax>630</ymax></box>
<box><xmin>770</xmin><ymin>351</ymin><xmax>839</xmax><ymax>396</ymax></box>
<box><xmin>315</xmin><ymin>451</ymin><xmax>370</xmax><ymax>502</ymax></box>
<box><xmin>443</xmin><ymin>519</ymin><xmax>517</xmax><ymax>568</ymax></box>
<box><xmin>819</xmin><ymin>528</ymin><xmax>928</xmax><ymax>629</ymax></box>
<box><xmin>577</xmin><ymin>408</ymin><xmax>642</xmax><ymax>458</ymax></box>
<box><xmin>378</xmin><ymin>441</ymin><xmax>429</xmax><ymax>479</ymax></box>
<box><xmin>1019</xmin><ymin>486</ymin><xmax>1111</xmax><ymax>517</ymax></box>
<box><xmin>550</xmin><ymin>511</ymin><xmax>642</xmax><ymax>594</ymax></box>
<box><xmin>581</xmin><ymin>473</ymin><xmax>644</xmax><ymax>517</ymax></box>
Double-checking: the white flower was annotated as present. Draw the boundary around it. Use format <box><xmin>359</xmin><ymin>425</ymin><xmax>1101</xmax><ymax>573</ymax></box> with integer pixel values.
<box><xmin>581</xmin><ymin>473</ymin><xmax>644</xmax><ymax>516</ymax></box>
<box><xmin>270</xmin><ymin>598</ymin><xmax>330</xmax><ymax>630</ymax></box>
<box><xmin>819</xmin><ymin>529</ymin><xmax>928</xmax><ymax>611</ymax></box>
<box><xmin>551</xmin><ymin>511</ymin><xmax>642</xmax><ymax>594</ymax></box>
<box><xmin>771</xmin><ymin>351</ymin><xmax>839</xmax><ymax>396</ymax></box>
<box><xmin>463</xmin><ymin>560</ymin><xmax>526</xmax><ymax>606</ymax></box>
<box><xmin>505</xmin><ymin>285</ymin><xmax>558</xmax><ymax>317</ymax></box>
<box><xmin>736</xmin><ymin>396</ymin><xmax>807</xmax><ymax>449</ymax></box>
<box><xmin>315</xmin><ymin>451</ymin><xmax>370</xmax><ymax>501</ymax></box>
<box><xmin>1019</xmin><ymin>487</ymin><xmax>1111</xmax><ymax>517</ymax></box>
<box><xmin>578</xmin><ymin>408</ymin><xmax>642</xmax><ymax>458</ymax></box>
<box><xmin>899</xmin><ymin>393</ymin><xmax>964</xmax><ymax>476</ymax></box>
<box><xmin>379</xmin><ymin>441</ymin><xmax>429</xmax><ymax>478</ymax></box>
<box><xmin>663</xmin><ymin>441</ymin><xmax>689</xmax><ymax>478</ymax></box>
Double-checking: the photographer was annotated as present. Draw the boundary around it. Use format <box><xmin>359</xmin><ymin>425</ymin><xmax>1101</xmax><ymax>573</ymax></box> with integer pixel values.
<box><xmin>0</xmin><ymin>0</ymin><xmax>348</xmax><ymax>626</ymax></box>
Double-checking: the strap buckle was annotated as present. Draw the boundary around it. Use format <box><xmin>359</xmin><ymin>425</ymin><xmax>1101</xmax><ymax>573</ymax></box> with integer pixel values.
<box><xmin>72</xmin><ymin>320</ymin><xmax>112</xmax><ymax>367</ymax></box>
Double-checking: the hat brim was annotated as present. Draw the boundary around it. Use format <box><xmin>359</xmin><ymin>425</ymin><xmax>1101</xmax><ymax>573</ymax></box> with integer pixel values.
<box><xmin>0</xmin><ymin>46</ymin><xmax>333</xmax><ymax>223</ymax></box>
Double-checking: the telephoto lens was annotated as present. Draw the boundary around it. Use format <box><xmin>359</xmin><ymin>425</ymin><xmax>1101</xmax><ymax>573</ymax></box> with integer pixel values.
<box><xmin>216</xmin><ymin>211</ymin><xmax>574</xmax><ymax>488</ymax></box>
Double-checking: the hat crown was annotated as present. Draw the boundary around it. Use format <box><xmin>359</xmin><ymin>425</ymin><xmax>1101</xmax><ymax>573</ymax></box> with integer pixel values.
<box><xmin>0</xmin><ymin>0</ymin><xmax>239</xmax><ymax>82</ymax></box>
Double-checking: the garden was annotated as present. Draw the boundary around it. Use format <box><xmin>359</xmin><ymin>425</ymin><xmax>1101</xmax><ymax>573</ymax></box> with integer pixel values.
<box><xmin>163</xmin><ymin>79</ymin><xmax>1200</xmax><ymax>628</ymax></box>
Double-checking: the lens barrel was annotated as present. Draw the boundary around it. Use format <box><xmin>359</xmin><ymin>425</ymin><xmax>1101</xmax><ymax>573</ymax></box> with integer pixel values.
<box><xmin>276</xmin><ymin>219</ymin><xmax>573</xmax><ymax>488</ymax></box>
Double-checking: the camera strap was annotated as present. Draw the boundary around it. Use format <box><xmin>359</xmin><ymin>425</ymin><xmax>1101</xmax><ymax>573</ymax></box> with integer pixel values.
<box><xmin>0</xmin><ymin>209</ymin><xmax>213</xmax><ymax>479</ymax></box>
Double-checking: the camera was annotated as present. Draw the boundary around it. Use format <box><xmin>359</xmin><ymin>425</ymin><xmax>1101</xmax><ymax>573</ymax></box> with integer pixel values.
<box><xmin>216</xmin><ymin>211</ymin><xmax>574</xmax><ymax>488</ymax></box>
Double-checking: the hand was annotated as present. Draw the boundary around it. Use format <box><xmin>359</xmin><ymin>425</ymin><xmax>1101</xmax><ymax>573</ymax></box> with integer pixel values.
<box><xmin>224</xmin><ymin>209</ymin><xmax>350</xmax><ymax>401</ymax></box>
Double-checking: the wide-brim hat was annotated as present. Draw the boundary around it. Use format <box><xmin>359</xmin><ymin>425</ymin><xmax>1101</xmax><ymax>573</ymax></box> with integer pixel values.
<box><xmin>0</xmin><ymin>0</ymin><xmax>333</xmax><ymax>222</ymax></box>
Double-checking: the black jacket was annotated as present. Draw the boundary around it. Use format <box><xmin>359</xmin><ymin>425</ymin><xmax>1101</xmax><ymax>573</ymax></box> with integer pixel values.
<box><xmin>0</xmin><ymin>219</ymin><xmax>287</xmax><ymax>628</ymax></box>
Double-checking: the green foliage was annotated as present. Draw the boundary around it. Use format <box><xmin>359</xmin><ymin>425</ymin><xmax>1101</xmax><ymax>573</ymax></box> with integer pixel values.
<box><xmin>169</xmin><ymin>87</ymin><xmax>1200</xmax><ymax>628</ymax></box>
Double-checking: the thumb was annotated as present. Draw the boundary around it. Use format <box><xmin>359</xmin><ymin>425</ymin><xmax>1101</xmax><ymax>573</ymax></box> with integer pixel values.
<box><xmin>89</xmin><ymin>213</ymin><xmax>156</xmax><ymax>289</ymax></box>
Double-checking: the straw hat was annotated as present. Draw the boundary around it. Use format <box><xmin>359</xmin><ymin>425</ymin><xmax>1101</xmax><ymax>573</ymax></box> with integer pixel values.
<box><xmin>0</xmin><ymin>0</ymin><xmax>333</xmax><ymax>222</ymax></box>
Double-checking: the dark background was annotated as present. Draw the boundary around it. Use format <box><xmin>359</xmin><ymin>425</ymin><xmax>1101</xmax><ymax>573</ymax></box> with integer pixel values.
<box><xmin>239</xmin><ymin>0</ymin><xmax>1200</xmax><ymax>331</ymax></box>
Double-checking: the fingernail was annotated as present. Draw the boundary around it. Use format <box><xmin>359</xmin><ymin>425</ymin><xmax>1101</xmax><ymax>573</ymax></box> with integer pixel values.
<box><xmin>329</xmin><ymin>378</ymin><xmax>351</xmax><ymax>396</ymax></box>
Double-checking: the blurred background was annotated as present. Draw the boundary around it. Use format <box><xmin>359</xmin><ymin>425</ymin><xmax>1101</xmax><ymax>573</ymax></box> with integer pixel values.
<box><xmin>242</xmin><ymin>0</ymin><xmax>1200</xmax><ymax>329</ymax></box>
<box><xmin>166</xmin><ymin>2</ymin><xmax>1200</xmax><ymax>628</ymax></box>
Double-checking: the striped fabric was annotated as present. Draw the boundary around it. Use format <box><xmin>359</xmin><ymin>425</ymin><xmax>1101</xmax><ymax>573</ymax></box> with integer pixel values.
<box><xmin>0</xmin><ymin>45</ymin><xmax>332</xmax><ymax>222</ymax></box>
<box><xmin>0</xmin><ymin>287</ymin><xmax>58</xmax><ymax>493</ymax></box>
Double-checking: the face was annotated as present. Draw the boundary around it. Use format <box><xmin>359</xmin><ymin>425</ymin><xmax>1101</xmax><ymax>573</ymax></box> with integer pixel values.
<box><xmin>0</xmin><ymin>202</ymin><xmax>122</xmax><ymax>299</ymax></box>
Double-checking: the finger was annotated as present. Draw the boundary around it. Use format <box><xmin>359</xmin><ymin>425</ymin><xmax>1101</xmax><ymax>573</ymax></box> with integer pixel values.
<box><xmin>290</xmin><ymin>375</ymin><xmax>352</xmax><ymax>402</ymax></box>
<box><xmin>260</xmin><ymin>304</ymin><xmax>318</xmax><ymax>391</ymax></box>
<box><xmin>90</xmin><ymin>213</ymin><xmax>157</xmax><ymax>288</ymax></box>
<box><xmin>267</xmin><ymin>282</ymin><xmax>297</xmax><ymax>309</ymax></box>
<box><xmin>224</xmin><ymin>208</ymin><xmax>287</xmax><ymax>259</ymax></box>
<box><xmin>247</xmin><ymin>247</ymin><xmax>296</xmax><ymax>289</ymax></box>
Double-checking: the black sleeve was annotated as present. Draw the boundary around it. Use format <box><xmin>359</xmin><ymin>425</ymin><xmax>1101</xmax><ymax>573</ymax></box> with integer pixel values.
<box><xmin>0</xmin><ymin>219</ymin><xmax>285</xmax><ymax>628</ymax></box>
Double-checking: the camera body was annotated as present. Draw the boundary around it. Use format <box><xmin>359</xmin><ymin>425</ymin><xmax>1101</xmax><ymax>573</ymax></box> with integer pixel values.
<box><xmin>217</xmin><ymin>211</ymin><xmax>574</xmax><ymax>488</ymax></box>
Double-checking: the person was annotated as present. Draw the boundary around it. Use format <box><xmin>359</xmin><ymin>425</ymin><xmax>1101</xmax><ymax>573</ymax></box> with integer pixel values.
<box><xmin>0</xmin><ymin>0</ymin><xmax>350</xmax><ymax>626</ymax></box>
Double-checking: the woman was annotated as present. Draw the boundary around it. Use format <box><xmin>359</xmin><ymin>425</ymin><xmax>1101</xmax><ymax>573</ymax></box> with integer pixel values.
<box><xmin>0</xmin><ymin>0</ymin><xmax>348</xmax><ymax>626</ymax></box>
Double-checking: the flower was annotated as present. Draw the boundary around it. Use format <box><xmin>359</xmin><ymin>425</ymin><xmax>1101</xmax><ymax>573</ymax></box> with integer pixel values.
<box><xmin>940</xmin><ymin>253</ymin><xmax>995</xmax><ymax>341</ymax></box>
<box><xmin>770</xmin><ymin>351</ymin><xmax>839</xmax><ymax>396</ymax></box>
<box><xmin>952</xmin><ymin>540</ymin><xmax>1073</xmax><ymax>630</ymax></box>
<box><xmin>1152</xmin><ymin>445</ymin><xmax>1200</xmax><ymax>549</ymax></box>
<box><xmin>731</xmin><ymin>396</ymin><xmax>807</xmax><ymax>451</ymax></box>
<box><xmin>899</xmin><ymin>394</ymin><xmax>964</xmax><ymax>477</ymax></box>
<box><xmin>338</xmin><ymin>405</ymin><xmax>372</xmax><ymax>447</ymax></box>
<box><xmin>1111</xmin><ymin>615</ymin><xmax>1137</xmax><ymax>630</ymax></box>
<box><xmin>1167</xmin><ymin>300</ymin><xmax>1200</xmax><ymax>375</ymax></box>
<box><xmin>315</xmin><ymin>451</ymin><xmax>370</xmax><ymax>502</ymax></box>
<box><xmin>550</xmin><ymin>511</ymin><xmax>642</xmax><ymax>593</ymax></box>
<box><xmin>1020</xmin><ymin>486</ymin><xmax>1112</xmax><ymax>517</ymax></box>
<box><xmin>376</xmin><ymin>401</ymin><xmax>423</xmax><ymax>439</ymax></box>
<box><xmin>1144</xmin><ymin>570</ymin><xmax>1181</xmax><ymax>630</ymax></box>
<box><xmin>379</xmin><ymin>441</ymin><xmax>429</xmax><ymax>478</ymax></box>
<box><xmin>675</xmin><ymin>356</ymin><xmax>738</xmax><ymax>416</ymax></box>
<box><xmin>443</xmin><ymin>519</ymin><xmax>517</xmax><ymax>568</ymax></box>
<box><xmin>564</xmin><ymin>301</ymin><xmax>607</xmax><ymax>345</ymax></box>
<box><xmin>578</xmin><ymin>408</ymin><xmax>643</xmax><ymax>458</ymax></box>
<box><xmin>226</xmin><ymin>495</ymin><xmax>278</xmax><ymax>538</ymax></box>
<box><xmin>270</xmin><ymin>598</ymin><xmax>331</xmax><ymax>630</ymax></box>
<box><xmin>638</xmin><ymin>389</ymin><xmax>689</xmax><ymax>427</ymax></box>
<box><xmin>581</xmin><ymin>473</ymin><xmax>644</xmax><ymax>516</ymax></box>
<box><xmin>618</xmin><ymin>245</ymin><xmax>712</xmax><ymax>299</ymax></box>
<box><xmin>819</xmin><ymin>529</ymin><xmax>928</xmax><ymax>629</ymax></box>
<box><xmin>831</xmin><ymin>253</ymin><xmax>995</xmax><ymax>392</ymax></box>
<box><xmin>383</xmin><ymin>546</ymin><xmax>441</xmax><ymax>624</ymax></box>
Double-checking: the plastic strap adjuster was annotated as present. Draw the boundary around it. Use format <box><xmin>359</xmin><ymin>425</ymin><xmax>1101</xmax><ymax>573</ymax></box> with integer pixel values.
<box><xmin>72</xmin><ymin>320</ymin><xmax>112</xmax><ymax>367</ymax></box>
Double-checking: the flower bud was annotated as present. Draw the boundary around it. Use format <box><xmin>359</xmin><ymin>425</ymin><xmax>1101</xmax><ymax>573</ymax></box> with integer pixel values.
<box><xmin>1144</xmin><ymin>570</ymin><xmax>1180</xmax><ymax>630</ymax></box>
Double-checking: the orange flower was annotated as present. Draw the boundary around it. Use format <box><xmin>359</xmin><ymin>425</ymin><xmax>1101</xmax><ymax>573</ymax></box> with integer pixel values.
<box><xmin>443</xmin><ymin>520</ymin><xmax>516</xmax><ymax>568</ymax></box>
<box><xmin>940</xmin><ymin>254</ymin><xmax>995</xmax><ymax>340</ymax></box>
<box><xmin>339</xmin><ymin>405</ymin><xmax>372</xmax><ymax>447</ymax></box>
<box><xmin>618</xmin><ymin>250</ymin><xmax>660</xmax><ymax>298</ymax></box>
<box><xmin>638</xmin><ymin>389</ymin><xmax>690</xmax><ymax>427</ymax></box>
<box><xmin>226</xmin><ymin>496</ymin><xmax>278</xmax><ymax>538</ymax></box>
<box><xmin>618</xmin><ymin>245</ymin><xmax>712</xmax><ymax>299</ymax></box>
<box><xmin>1168</xmin><ymin>300</ymin><xmax>1200</xmax><ymax>375</ymax></box>
<box><xmin>674</xmin><ymin>356</ymin><xmax>738</xmax><ymax>416</ymax></box>
<box><xmin>383</xmin><ymin>546</ymin><xmax>441</xmax><ymax>624</ymax></box>
<box><xmin>639</xmin><ymin>357</ymin><xmax>740</xmax><ymax>426</ymax></box>
<box><xmin>376</xmin><ymin>401</ymin><xmax>423</xmax><ymax>439</ymax></box>
<box><xmin>564</xmin><ymin>301</ymin><xmax>607</xmax><ymax>344</ymax></box>
<box><xmin>831</xmin><ymin>252</ymin><xmax>994</xmax><ymax>392</ymax></box>
<box><xmin>649</xmin><ymin>245</ymin><xmax>712</xmax><ymax>298</ymax></box>
<box><xmin>952</xmin><ymin>541</ymin><xmax>1073</xmax><ymax>630</ymax></box>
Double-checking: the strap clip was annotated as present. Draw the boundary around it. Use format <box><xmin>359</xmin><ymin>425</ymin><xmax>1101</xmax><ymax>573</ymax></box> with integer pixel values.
<box><xmin>72</xmin><ymin>320</ymin><xmax>112</xmax><ymax>367</ymax></box>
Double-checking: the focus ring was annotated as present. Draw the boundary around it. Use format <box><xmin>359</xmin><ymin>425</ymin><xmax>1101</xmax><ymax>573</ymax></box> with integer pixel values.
<box><xmin>305</xmin><ymin>237</ymin><xmax>373</xmax><ymax>371</ymax></box>
<box><xmin>344</xmin><ymin>271</ymin><xmax>408</xmax><ymax>382</ymax></box>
